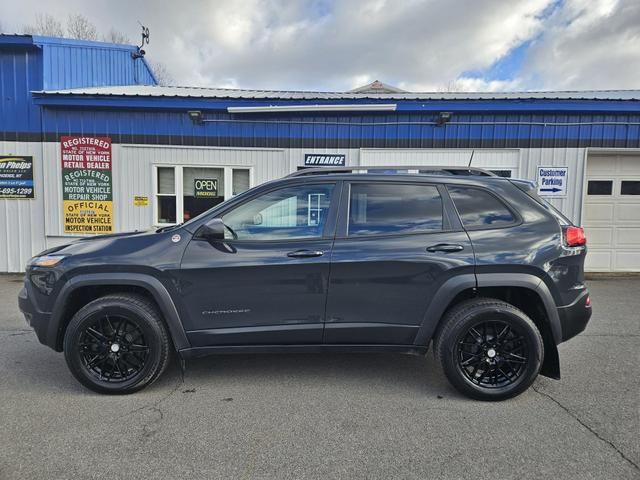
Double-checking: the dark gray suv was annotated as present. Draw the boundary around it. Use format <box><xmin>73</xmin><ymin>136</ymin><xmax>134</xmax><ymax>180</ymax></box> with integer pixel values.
<box><xmin>19</xmin><ymin>166</ymin><xmax>591</xmax><ymax>400</ymax></box>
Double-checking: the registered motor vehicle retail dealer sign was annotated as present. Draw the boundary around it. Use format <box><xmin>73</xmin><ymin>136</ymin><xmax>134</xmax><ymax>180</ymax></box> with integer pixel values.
<box><xmin>537</xmin><ymin>166</ymin><xmax>568</xmax><ymax>197</ymax></box>
<box><xmin>61</xmin><ymin>136</ymin><xmax>113</xmax><ymax>234</ymax></box>
<box><xmin>0</xmin><ymin>156</ymin><xmax>34</xmax><ymax>199</ymax></box>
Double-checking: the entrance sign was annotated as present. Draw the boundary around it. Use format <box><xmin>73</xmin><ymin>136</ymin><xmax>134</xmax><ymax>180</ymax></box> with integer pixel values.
<box><xmin>61</xmin><ymin>136</ymin><xmax>113</xmax><ymax>234</ymax></box>
<box><xmin>304</xmin><ymin>154</ymin><xmax>346</xmax><ymax>167</ymax></box>
<box><xmin>537</xmin><ymin>166</ymin><xmax>568</xmax><ymax>197</ymax></box>
<box><xmin>0</xmin><ymin>156</ymin><xmax>34</xmax><ymax>199</ymax></box>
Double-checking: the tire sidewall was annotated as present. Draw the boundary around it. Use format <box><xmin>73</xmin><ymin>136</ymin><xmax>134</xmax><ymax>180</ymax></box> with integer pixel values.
<box><xmin>442</xmin><ymin>304</ymin><xmax>543</xmax><ymax>401</ymax></box>
<box><xmin>64</xmin><ymin>299</ymin><xmax>164</xmax><ymax>394</ymax></box>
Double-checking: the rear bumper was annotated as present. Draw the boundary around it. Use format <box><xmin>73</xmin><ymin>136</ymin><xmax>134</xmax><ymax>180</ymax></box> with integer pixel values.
<box><xmin>557</xmin><ymin>289</ymin><xmax>592</xmax><ymax>342</ymax></box>
<box><xmin>18</xmin><ymin>282</ymin><xmax>55</xmax><ymax>349</ymax></box>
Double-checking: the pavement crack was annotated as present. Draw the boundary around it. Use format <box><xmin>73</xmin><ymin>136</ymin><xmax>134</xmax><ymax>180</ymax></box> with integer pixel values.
<box><xmin>126</xmin><ymin>375</ymin><xmax>184</xmax><ymax>439</ymax></box>
<box><xmin>532</xmin><ymin>385</ymin><xmax>639</xmax><ymax>472</ymax></box>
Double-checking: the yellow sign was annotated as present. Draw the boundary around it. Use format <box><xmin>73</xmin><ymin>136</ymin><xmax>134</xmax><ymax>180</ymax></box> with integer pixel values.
<box><xmin>63</xmin><ymin>200</ymin><xmax>113</xmax><ymax>234</ymax></box>
<box><xmin>134</xmin><ymin>196</ymin><xmax>149</xmax><ymax>206</ymax></box>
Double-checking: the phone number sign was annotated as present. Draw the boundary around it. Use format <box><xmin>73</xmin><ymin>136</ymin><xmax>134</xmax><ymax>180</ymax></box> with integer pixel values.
<box><xmin>61</xmin><ymin>136</ymin><xmax>113</xmax><ymax>234</ymax></box>
<box><xmin>0</xmin><ymin>156</ymin><xmax>34</xmax><ymax>199</ymax></box>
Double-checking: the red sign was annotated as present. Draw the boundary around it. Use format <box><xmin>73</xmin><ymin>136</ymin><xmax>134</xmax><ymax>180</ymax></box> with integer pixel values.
<box><xmin>60</xmin><ymin>136</ymin><xmax>112</xmax><ymax>170</ymax></box>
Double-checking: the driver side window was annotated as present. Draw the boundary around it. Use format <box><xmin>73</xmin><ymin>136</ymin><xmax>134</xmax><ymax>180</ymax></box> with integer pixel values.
<box><xmin>221</xmin><ymin>183</ymin><xmax>335</xmax><ymax>240</ymax></box>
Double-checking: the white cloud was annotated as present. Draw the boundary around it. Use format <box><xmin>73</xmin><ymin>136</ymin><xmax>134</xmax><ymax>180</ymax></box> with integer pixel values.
<box><xmin>1</xmin><ymin>0</ymin><xmax>638</xmax><ymax>91</ymax></box>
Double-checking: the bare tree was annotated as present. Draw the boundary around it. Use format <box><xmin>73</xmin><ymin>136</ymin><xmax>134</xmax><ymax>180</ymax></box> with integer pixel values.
<box><xmin>103</xmin><ymin>28</ymin><xmax>130</xmax><ymax>45</ymax></box>
<box><xmin>148</xmin><ymin>61</ymin><xmax>173</xmax><ymax>86</ymax></box>
<box><xmin>22</xmin><ymin>14</ymin><xmax>64</xmax><ymax>37</ymax></box>
<box><xmin>437</xmin><ymin>81</ymin><xmax>464</xmax><ymax>93</ymax></box>
<box><xmin>66</xmin><ymin>14</ymin><xmax>97</xmax><ymax>41</ymax></box>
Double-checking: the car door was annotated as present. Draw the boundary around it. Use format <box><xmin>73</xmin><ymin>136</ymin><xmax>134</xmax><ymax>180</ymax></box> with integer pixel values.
<box><xmin>324</xmin><ymin>180</ymin><xmax>475</xmax><ymax>345</ymax></box>
<box><xmin>178</xmin><ymin>181</ymin><xmax>340</xmax><ymax>347</ymax></box>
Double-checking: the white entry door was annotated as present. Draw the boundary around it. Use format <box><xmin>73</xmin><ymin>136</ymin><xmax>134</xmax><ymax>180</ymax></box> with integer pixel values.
<box><xmin>583</xmin><ymin>154</ymin><xmax>640</xmax><ymax>272</ymax></box>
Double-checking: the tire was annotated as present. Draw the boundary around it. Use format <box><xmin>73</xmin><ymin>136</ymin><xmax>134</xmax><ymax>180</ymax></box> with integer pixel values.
<box><xmin>434</xmin><ymin>297</ymin><xmax>544</xmax><ymax>401</ymax></box>
<box><xmin>63</xmin><ymin>294</ymin><xmax>171</xmax><ymax>394</ymax></box>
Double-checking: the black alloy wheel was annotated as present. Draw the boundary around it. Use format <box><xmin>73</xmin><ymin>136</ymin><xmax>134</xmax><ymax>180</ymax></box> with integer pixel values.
<box><xmin>78</xmin><ymin>314</ymin><xmax>150</xmax><ymax>383</ymax></box>
<box><xmin>435</xmin><ymin>297</ymin><xmax>544</xmax><ymax>401</ymax></box>
<box><xmin>456</xmin><ymin>320</ymin><xmax>529</xmax><ymax>388</ymax></box>
<box><xmin>64</xmin><ymin>294</ymin><xmax>171</xmax><ymax>394</ymax></box>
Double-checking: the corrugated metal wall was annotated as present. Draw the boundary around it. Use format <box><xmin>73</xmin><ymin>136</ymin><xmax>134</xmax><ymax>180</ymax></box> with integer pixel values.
<box><xmin>41</xmin><ymin>43</ymin><xmax>156</xmax><ymax>90</ymax></box>
<box><xmin>43</xmin><ymin>143</ymin><xmax>288</xmax><ymax>237</ymax></box>
<box><xmin>0</xmin><ymin>140</ymin><xmax>46</xmax><ymax>272</ymax></box>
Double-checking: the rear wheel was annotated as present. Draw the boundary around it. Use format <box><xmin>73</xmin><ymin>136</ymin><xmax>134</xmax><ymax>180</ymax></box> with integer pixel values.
<box><xmin>63</xmin><ymin>294</ymin><xmax>171</xmax><ymax>394</ymax></box>
<box><xmin>435</xmin><ymin>298</ymin><xmax>544</xmax><ymax>401</ymax></box>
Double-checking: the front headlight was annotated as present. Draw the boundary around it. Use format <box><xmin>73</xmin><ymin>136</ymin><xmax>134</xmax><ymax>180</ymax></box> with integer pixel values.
<box><xmin>29</xmin><ymin>255</ymin><xmax>67</xmax><ymax>267</ymax></box>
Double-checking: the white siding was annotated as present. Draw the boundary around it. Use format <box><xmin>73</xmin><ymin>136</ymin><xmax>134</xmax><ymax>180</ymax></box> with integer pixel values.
<box><xmin>0</xmin><ymin>141</ymin><xmax>46</xmax><ymax>272</ymax></box>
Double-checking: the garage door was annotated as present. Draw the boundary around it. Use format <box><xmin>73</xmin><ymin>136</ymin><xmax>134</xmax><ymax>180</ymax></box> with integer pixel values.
<box><xmin>583</xmin><ymin>154</ymin><xmax>640</xmax><ymax>272</ymax></box>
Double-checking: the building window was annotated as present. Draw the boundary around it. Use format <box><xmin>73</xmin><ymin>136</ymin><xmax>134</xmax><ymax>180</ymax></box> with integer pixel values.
<box><xmin>489</xmin><ymin>169</ymin><xmax>512</xmax><ymax>178</ymax></box>
<box><xmin>156</xmin><ymin>167</ymin><xmax>177</xmax><ymax>224</ymax></box>
<box><xmin>348</xmin><ymin>183</ymin><xmax>443</xmax><ymax>236</ymax></box>
<box><xmin>587</xmin><ymin>180</ymin><xmax>613</xmax><ymax>195</ymax></box>
<box><xmin>154</xmin><ymin>165</ymin><xmax>252</xmax><ymax>226</ymax></box>
<box><xmin>621</xmin><ymin>181</ymin><xmax>640</xmax><ymax>195</ymax></box>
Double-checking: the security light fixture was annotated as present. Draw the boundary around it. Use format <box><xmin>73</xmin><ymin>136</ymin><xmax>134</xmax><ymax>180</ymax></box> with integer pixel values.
<box><xmin>188</xmin><ymin>110</ymin><xmax>203</xmax><ymax>124</ymax></box>
<box><xmin>437</xmin><ymin>111</ymin><xmax>453</xmax><ymax>126</ymax></box>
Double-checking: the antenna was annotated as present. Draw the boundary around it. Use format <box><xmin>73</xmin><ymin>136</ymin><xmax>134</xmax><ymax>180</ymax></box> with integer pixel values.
<box><xmin>467</xmin><ymin>149</ymin><xmax>475</xmax><ymax>169</ymax></box>
<box><xmin>132</xmin><ymin>23</ymin><xmax>150</xmax><ymax>59</ymax></box>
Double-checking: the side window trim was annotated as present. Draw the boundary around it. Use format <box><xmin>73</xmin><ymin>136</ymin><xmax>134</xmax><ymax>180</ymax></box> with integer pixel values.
<box><xmin>336</xmin><ymin>180</ymin><xmax>450</xmax><ymax>239</ymax></box>
<box><xmin>446</xmin><ymin>184</ymin><xmax>522</xmax><ymax>231</ymax></box>
<box><xmin>195</xmin><ymin>180</ymin><xmax>341</xmax><ymax>243</ymax></box>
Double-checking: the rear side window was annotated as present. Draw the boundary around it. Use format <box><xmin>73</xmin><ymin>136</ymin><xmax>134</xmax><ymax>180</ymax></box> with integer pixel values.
<box><xmin>448</xmin><ymin>186</ymin><xmax>515</xmax><ymax>228</ymax></box>
<box><xmin>348</xmin><ymin>183</ymin><xmax>443</xmax><ymax>236</ymax></box>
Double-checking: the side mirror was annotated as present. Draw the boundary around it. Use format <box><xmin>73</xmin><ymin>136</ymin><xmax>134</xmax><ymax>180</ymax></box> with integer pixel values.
<box><xmin>198</xmin><ymin>218</ymin><xmax>225</xmax><ymax>240</ymax></box>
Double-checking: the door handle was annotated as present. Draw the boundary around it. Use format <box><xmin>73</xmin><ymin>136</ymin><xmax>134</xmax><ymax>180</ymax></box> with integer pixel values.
<box><xmin>287</xmin><ymin>249</ymin><xmax>324</xmax><ymax>258</ymax></box>
<box><xmin>426</xmin><ymin>243</ymin><xmax>464</xmax><ymax>253</ymax></box>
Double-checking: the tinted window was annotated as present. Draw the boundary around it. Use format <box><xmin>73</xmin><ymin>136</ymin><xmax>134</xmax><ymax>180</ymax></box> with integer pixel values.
<box><xmin>222</xmin><ymin>184</ymin><xmax>334</xmax><ymax>240</ymax></box>
<box><xmin>489</xmin><ymin>170</ymin><xmax>512</xmax><ymax>178</ymax></box>
<box><xmin>448</xmin><ymin>186</ymin><xmax>515</xmax><ymax>228</ymax></box>
<box><xmin>348</xmin><ymin>183</ymin><xmax>443</xmax><ymax>236</ymax></box>
<box><xmin>587</xmin><ymin>180</ymin><xmax>613</xmax><ymax>195</ymax></box>
<box><xmin>621</xmin><ymin>181</ymin><xmax>640</xmax><ymax>195</ymax></box>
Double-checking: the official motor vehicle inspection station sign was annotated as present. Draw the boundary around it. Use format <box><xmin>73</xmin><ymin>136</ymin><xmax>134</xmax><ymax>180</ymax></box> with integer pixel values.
<box><xmin>0</xmin><ymin>156</ymin><xmax>34</xmax><ymax>199</ymax></box>
<box><xmin>61</xmin><ymin>136</ymin><xmax>113</xmax><ymax>234</ymax></box>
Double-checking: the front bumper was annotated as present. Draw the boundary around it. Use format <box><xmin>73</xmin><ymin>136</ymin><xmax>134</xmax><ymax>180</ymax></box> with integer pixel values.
<box><xmin>557</xmin><ymin>289</ymin><xmax>592</xmax><ymax>342</ymax></box>
<box><xmin>18</xmin><ymin>281</ymin><xmax>55</xmax><ymax>349</ymax></box>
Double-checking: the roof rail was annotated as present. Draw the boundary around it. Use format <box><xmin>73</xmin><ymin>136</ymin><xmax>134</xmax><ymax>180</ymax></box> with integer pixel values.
<box><xmin>287</xmin><ymin>165</ymin><xmax>496</xmax><ymax>178</ymax></box>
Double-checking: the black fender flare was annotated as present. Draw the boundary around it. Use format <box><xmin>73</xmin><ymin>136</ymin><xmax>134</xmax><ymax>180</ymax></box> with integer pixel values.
<box><xmin>415</xmin><ymin>272</ymin><xmax>561</xmax><ymax>379</ymax></box>
<box><xmin>48</xmin><ymin>273</ymin><xmax>190</xmax><ymax>352</ymax></box>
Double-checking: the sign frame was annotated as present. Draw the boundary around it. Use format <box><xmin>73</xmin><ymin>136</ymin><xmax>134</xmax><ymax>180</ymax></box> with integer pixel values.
<box><xmin>0</xmin><ymin>156</ymin><xmax>35</xmax><ymax>199</ymax></box>
<box><xmin>537</xmin><ymin>166</ymin><xmax>568</xmax><ymax>197</ymax></box>
<box><xmin>304</xmin><ymin>154</ymin><xmax>346</xmax><ymax>167</ymax></box>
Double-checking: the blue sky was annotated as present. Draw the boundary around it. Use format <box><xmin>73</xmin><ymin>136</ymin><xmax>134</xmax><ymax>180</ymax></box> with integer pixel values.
<box><xmin>1</xmin><ymin>0</ymin><xmax>638</xmax><ymax>91</ymax></box>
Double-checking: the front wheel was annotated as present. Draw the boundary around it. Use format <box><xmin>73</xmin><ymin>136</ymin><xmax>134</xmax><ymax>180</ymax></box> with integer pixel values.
<box><xmin>63</xmin><ymin>294</ymin><xmax>171</xmax><ymax>394</ymax></box>
<box><xmin>435</xmin><ymin>298</ymin><xmax>544</xmax><ymax>401</ymax></box>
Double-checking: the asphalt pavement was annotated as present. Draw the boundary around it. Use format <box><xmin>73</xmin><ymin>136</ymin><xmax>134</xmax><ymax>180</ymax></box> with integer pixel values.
<box><xmin>0</xmin><ymin>274</ymin><xmax>638</xmax><ymax>479</ymax></box>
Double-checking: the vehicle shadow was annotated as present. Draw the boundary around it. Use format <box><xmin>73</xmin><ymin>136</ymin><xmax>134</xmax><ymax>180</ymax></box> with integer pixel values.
<box><xmin>175</xmin><ymin>351</ymin><xmax>454</xmax><ymax>397</ymax></box>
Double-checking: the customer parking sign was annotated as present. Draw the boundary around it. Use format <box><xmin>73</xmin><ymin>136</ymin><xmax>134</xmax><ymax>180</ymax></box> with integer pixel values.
<box><xmin>537</xmin><ymin>166</ymin><xmax>568</xmax><ymax>197</ymax></box>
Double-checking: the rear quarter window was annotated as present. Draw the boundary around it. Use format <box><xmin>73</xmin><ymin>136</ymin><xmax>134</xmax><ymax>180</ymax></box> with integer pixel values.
<box><xmin>448</xmin><ymin>185</ymin><xmax>516</xmax><ymax>228</ymax></box>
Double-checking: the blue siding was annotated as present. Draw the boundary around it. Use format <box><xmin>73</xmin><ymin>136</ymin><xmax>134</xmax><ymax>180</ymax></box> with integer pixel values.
<box><xmin>38</xmin><ymin>108</ymin><xmax>640</xmax><ymax>149</ymax></box>
<box><xmin>0</xmin><ymin>47</ymin><xmax>42</xmax><ymax>139</ymax></box>
<box><xmin>40</xmin><ymin>42</ymin><xmax>156</xmax><ymax>89</ymax></box>
<box><xmin>0</xmin><ymin>35</ymin><xmax>157</xmax><ymax>139</ymax></box>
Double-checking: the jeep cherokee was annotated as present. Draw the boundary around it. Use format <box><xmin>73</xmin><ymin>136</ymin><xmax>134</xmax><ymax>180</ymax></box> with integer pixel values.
<box><xmin>18</xmin><ymin>166</ymin><xmax>592</xmax><ymax>400</ymax></box>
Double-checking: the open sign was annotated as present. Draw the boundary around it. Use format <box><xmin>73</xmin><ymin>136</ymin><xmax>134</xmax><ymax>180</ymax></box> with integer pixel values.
<box><xmin>194</xmin><ymin>178</ymin><xmax>218</xmax><ymax>197</ymax></box>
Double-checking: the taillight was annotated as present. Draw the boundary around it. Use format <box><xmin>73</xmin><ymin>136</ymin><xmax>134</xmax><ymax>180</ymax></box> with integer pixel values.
<box><xmin>564</xmin><ymin>226</ymin><xmax>586</xmax><ymax>247</ymax></box>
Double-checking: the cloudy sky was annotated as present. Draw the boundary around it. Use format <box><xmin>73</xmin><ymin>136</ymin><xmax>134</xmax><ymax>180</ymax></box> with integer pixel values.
<box><xmin>1</xmin><ymin>0</ymin><xmax>639</xmax><ymax>92</ymax></box>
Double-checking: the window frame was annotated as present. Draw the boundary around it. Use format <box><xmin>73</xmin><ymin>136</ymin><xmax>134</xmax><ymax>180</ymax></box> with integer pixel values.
<box><xmin>586</xmin><ymin>179</ymin><xmax>614</xmax><ymax>196</ymax></box>
<box><xmin>446</xmin><ymin>184</ymin><xmax>522</xmax><ymax>231</ymax></box>
<box><xmin>620</xmin><ymin>180</ymin><xmax>640</xmax><ymax>196</ymax></box>
<box><xmin>194</xmin><ymin>180</ymin><xmax>341</xmax><ymax>243</ymax></box>
<box><xmin>335</xmin><ymin>180</ymin><xmax>455</xmax><ymax>239</ymax></box>
<box><xmin>152</xmin><ymin>164</ymin><xmax>254</xmax><ymax>227</ymax></box>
